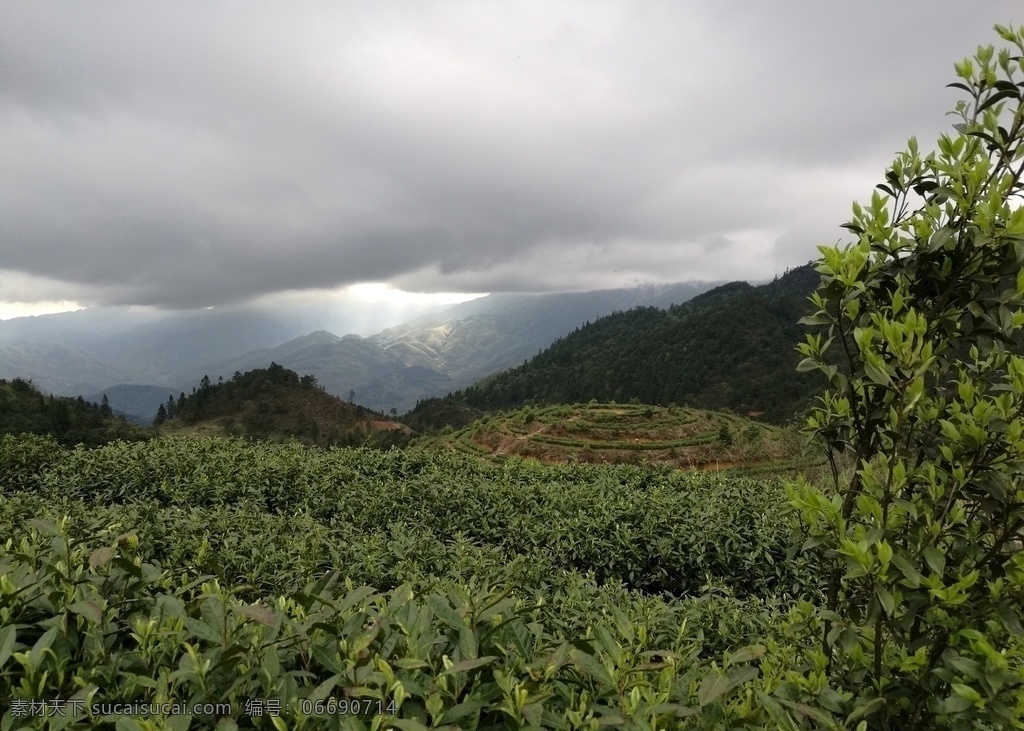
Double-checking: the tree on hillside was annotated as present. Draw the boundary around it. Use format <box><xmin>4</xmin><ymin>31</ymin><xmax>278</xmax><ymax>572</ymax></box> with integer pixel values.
<box><xmin>783</xmin><ymin>24</ymin><xmax>1024</xmax><ymax>728</ymax></box>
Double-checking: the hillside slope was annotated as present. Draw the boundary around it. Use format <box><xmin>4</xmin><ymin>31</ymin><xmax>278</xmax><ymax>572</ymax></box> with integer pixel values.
<box><xmin>419</xmin><ymin>402</ymin><xmax>820</xmax><ymax>476</ymax></box>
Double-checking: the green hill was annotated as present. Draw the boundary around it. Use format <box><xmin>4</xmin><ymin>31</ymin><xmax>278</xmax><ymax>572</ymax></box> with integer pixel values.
<box><xmin>0</xmin><ymin>377</ymin><xmax>152</xmax><ymax>446</ymax></box>
<box><xmin>157</xmin><ymin>363</ymin><xmax>411</xmax><ymax>448</ymax></box>
<box><xmin>406</xmin><ymin>264</ymin><xmax>823</xmax><ymax>429</ymax></box>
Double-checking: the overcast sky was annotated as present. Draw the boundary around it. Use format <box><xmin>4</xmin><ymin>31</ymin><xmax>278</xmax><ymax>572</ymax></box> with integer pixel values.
<box><xmin>1</xmin><ymin>2</ymin><xmax>1020</xmax><ymax>317</ymax></box>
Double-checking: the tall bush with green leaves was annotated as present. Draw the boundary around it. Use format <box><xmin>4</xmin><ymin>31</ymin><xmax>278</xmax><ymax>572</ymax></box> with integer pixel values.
<box><xmin>786</xmin><ymin>24</ymin><xmax>1024</xmax><ymax>729</ymax></box>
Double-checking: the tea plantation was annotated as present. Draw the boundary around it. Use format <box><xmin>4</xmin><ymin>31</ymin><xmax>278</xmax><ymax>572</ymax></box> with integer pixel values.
<box><xmin>0</xmin><ymin>433</ymin><xmax>822</xmax><ymax>729</ymax></box>
<box><xmin>420</xmin><ymin>402</ymin><xmax>821</xmax><ymax>477</ymax></box>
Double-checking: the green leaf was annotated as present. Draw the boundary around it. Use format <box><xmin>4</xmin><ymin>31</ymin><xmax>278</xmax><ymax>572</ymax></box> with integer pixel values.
<box><xmin>781</xmin><ymin>699</ymin><xmax>842</xmax><ymax>725</ymax></box>
<box><xmin>0</xmin><ymin>626</ymin><xmax>15</xmax><ymax>669</ymax></box>
<box><xmin>799</xmin><ymin>312</ymin><xmax>833</xmax><ymax>326</ymax></box>
<box><xmin>440</xmin><ymin>699</ymin><xmax>486</xmax><ymax>724</ymax></box>
<box><xmin>846</xmin><ymin>697</ymin><xmax>886</xmax><ymax>723</ymax></box>
<box><xmin>234</xmin><ymin>603</ymin><xmax>277</xmax><ymax>627</ymax></box>
<box><xmin>891</xmin><ymin>554</ymin><xmax>924</xmax><ymax>588</ymax></box>
<box><xmin>727</xmin><ymin>644</ymin><xmax>766</xmax><ymax>664</ymax></box>
<box><xmin>594</xmin><ymin>625</ymin><xmax>621</xmax><ymax>666</ymax></box>
<box><xmin>947</xmin><ymin>655</ymin><xmax>985</xmax><ymax>681</ymax></box>
<box><xmin>923</xmin><ymin>546</ymin><xmax>946</xmax><ymax>575</ymax></box>
<box><xmin>726</xmin><ymin>665</ymin><xmax>759</xmax><ymax>690</ymax></box>
<box><xmin>876</xmin><ymin>541</ymin><xmax>893</xmax><ymax>566</ymax></box>
<box><xmin>753</xmin><ymin>690</ymin><xmax>799</xmax><ymax>731</ymax></box>
<box><xmin>426</xmin><ymin>594</ymin><xmax>465</xmax><ymax>630</ymax></box>
<box><xmin>997</xmin><ymin>604</ymin><xmax>1024</xmax><ymax>636</ymax></box>
<box><xmin>939</xmin><ymin>695</ymin><xmax>974</xmax><ymax>715</ymax></box>
<box><xmin>876</xmin><ymin>585</ymin><xmax>895</xmax><ymax>616</ymax></box>
<box><xmin>88</xmin><ymin>546</ymin><xmax>116</xmax><ymax>568</ymax></box>
<box><xmin>543</xmin><ymin>643</ymin><xmax>569</xmax><ymax>677</ymax></box>
<box><xmin>164</xmin><ymin>714</ymin><xmax>192</xmax><ymax>731</ymax></box>
<box><xmin>978</xmin><ymin>88</ymin><xmax>1018</xmax><ymax>112</ymax></box>
<box><xmin>69</xmin><ymin>600</ymin><xmax>104</xmax><ymax>625</ymax></box>
<box><xmin>648</xmin><ymin>703</ymin><xmax>699</xmax><ymax>719</ymax></box>
<box><xmin>951</xmin><ymin>682</ymin><xmax>982</xmax><ymax>703</ymax></box>
<box><xmin>28</xmin><ymin>518</ymin><xmax>60</xmax><ymax>536</ymax></box>
<box><xmin>569</xmin><ymin>648</ymin><xmax>615</xmax><ymax>687</ymax></box>
<box><xmin>458</xmin><ymin>625</ymin><xmax>478</xmax><ymax>660</ymax></box>
<box><xmin>864</xmin><ymin>354</ymin><xmax>892</xmax><ymax>386</ymax></box>
<box><xmin>29</xmin><ymin>626</ymin><xmax>58</xmax><ymax>669</ymax></box>
<box><xmin>698</xmin><ymin>671</ymin><xmax>730</xmax><ymax>707</ymax></box>
<box><xmin>393</xmin><ymin>657</ymin><xmax>431</xmax><ymax>670</ymax></box>
<box><xmin>308</xmin><ymin>673</ymin><xmax>341</xmax><ymax>702</ymax></box>
<box><xmin>610</xmin><ymin>606</ymin><xmax>635</xmax><ymax>644</ymax></box>
<box><xmin>440</xmin><ymin>656</ymin><xmax>498</xmax><ymax>676</ymax></box>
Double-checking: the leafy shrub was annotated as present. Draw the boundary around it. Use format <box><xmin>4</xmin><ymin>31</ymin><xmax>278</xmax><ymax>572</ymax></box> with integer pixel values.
<box><xmin>782</xmin><ymin>24</ymin><xmax>1024</xmax><ymax>729</ymax></box>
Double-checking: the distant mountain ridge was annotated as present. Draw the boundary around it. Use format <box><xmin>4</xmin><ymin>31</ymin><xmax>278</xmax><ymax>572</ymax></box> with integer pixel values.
<box><xmin>0</xmin><ymin>280</ymin><xmax>720</xmax><ymax>419</ymax></box>
<box><xmin>184</xmin><ymin>281</ymin><xmax>718</xmax><ymax>414</ymax></box>
<box><xmin>0</xmin><ymin>296</ymin><xmax>456</xmax><ymax>402</ymax></box>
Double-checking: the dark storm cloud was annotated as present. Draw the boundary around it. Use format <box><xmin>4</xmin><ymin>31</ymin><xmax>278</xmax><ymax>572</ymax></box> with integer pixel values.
<box><xmin>1</xmin><ymin>1</ymin><xmax>1020</xmax><ymax>308</ymax></box>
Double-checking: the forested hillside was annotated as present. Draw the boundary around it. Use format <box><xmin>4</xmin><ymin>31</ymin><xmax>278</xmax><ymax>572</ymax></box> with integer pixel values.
<box><xmin>408</xmin><ymin>265</ymin><xmax>821</xmax><ymax>428</ymax></box>
<box><xmin>0</xmin><ymin>377</ymin><xmax>151</xmax><ymax>446</ymax></box>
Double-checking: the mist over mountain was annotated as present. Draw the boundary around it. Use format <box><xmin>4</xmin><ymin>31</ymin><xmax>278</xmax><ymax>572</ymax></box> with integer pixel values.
<box><xmin>0</xmin><ymin>281</ymin><xmax>717</xmax><ymax>420</ymax></box>
<box><xmin>177</xmin><ymin>282</ymin><xmax>718</xmax><ymax>415</ymax></box>
<box><xmin>0</xmin><ymin>296</ymin><xmax>456</xmax><ymax>401</ymax></box>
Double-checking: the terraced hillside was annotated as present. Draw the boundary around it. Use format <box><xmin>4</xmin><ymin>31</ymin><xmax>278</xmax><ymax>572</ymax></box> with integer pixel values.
<box><xmin>421</xmin><ymin>402</ymin><xmax>823</xmax><ymax>476</ymax></box>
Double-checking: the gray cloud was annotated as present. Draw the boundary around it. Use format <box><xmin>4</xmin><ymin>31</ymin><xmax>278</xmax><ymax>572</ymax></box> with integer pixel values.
<box><xmin>1</xmin><ymin>1</ymin><xmax>1020</xmax><ymax>309</ymax></box>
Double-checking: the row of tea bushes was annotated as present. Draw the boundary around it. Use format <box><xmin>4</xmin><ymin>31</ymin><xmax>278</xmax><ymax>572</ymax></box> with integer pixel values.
<box><xmin>0</xmin><ymin>435</ymin><xmax>816</xmax><ymax>600</ymax></box>
<box><xmin>1</xmin><ymin>513</ymin><xmax>799</xmax><ymax>729</ymax></box>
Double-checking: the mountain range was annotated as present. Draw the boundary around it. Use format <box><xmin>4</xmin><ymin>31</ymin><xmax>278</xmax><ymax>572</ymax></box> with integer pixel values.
<box><xmin>1</xmin><ymin>281</ymin><xmax>717</xmax><ymax>421</ymax></box>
